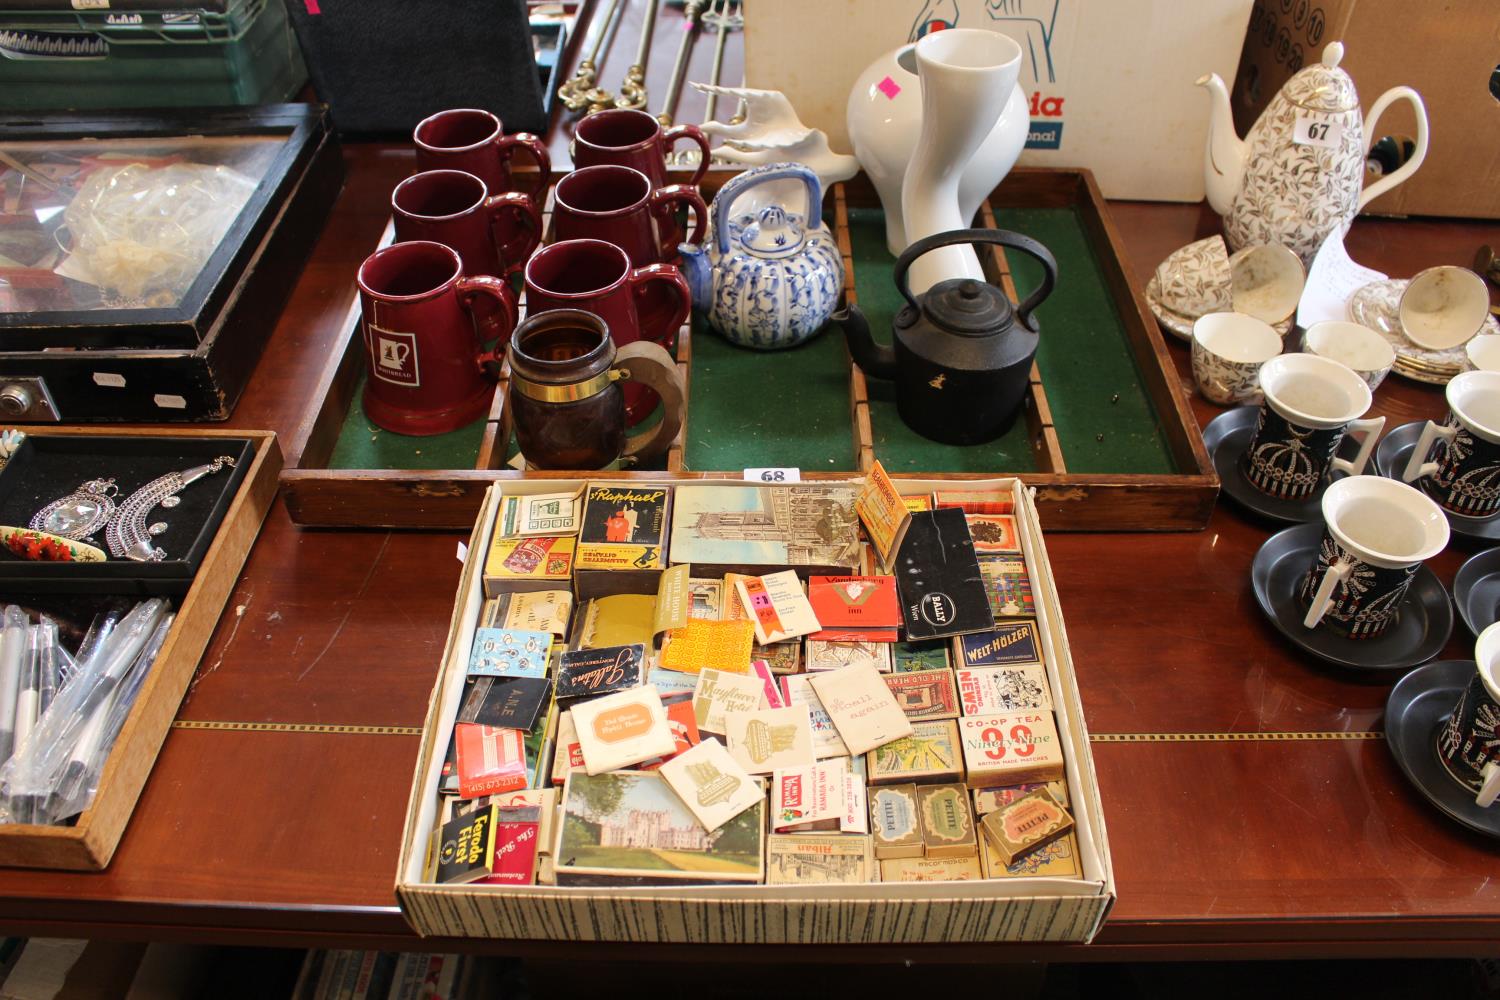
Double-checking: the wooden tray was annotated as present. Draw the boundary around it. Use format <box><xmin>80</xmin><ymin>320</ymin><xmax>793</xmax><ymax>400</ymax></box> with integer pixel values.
<box><xmin>0</xmin><ymin>427</ymin><xmax>280</xmax><ymax>870</ymax></box>
<box><xmin>282</xmin><ymin>168</ymin><xmax>1214</xmax><ymax>532</ymax></box>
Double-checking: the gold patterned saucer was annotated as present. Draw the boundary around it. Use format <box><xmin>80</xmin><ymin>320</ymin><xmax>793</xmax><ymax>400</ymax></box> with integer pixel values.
<box><xmin>1147</xmin><ymin>274</ymin><xmax>1293</xmax><ymax>342</ymax></box>
<box><xmin>1348</xmin><ymin>279</ymin><xmax>1500</xmax><ymax>385</ymax></box>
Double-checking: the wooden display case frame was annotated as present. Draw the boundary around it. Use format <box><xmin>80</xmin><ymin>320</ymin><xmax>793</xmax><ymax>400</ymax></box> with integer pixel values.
<box><xmin>0</xmin><ymin>106</ymin><xmax>343</xmax><ymax>423</ymax></box>
<box><xmin>282</xmin><ymin>168</ymin><xmax>1215</xmax><ymax>532</ymax></box>
<box><xmin>0</xmin><ymin>427</ymin><xmax>281</xmax><ymax>871</ymax></box>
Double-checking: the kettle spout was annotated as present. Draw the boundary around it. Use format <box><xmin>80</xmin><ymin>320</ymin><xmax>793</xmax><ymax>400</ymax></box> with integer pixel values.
<box><xmin>677</xmin><ymin>243</ymin><xmax>711</xmax><ymax>310</ymax></box>
<box><xmin>1195</xmin><ymin>72</ymin><xmax>1246</xmax><ymax>217</ymax></box>
<box><xmin>832</xmin><ymin>305</ymin><xmax>897</xmax><ymax>381</ymax></box>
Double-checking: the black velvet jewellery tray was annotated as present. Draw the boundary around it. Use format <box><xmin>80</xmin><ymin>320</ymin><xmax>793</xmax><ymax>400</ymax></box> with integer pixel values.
<box><xmin>0</xmin><ymin>434</ymin><xmax>253</xmax><ymax>594</ymax></box>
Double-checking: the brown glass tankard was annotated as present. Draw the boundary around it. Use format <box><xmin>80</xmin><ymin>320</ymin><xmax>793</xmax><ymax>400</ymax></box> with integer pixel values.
<box><xmin>507</xmin><ymin>310</ymin><xmax>685</xmax><ymax>470</ymax></box>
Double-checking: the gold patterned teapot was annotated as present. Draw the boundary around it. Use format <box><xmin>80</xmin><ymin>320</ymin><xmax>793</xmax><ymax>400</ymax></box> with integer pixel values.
<box><xmin>1197</xmin><ymin>42</ymin><xmax>1429</xmax><ymax>266</ymax></box>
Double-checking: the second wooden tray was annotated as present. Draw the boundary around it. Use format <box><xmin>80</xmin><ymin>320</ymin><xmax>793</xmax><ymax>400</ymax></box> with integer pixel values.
<box><xmin>281</xmin><ymin>168</ymin><xmax>1215</xmax><ymax>531</ymax></box>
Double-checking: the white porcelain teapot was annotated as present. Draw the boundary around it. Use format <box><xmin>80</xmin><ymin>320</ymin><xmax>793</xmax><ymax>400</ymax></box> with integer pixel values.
<box><xmin>1197</xmin><ymin>42</ymin><xmax>1429</xmax><ymax>266</ymax></box>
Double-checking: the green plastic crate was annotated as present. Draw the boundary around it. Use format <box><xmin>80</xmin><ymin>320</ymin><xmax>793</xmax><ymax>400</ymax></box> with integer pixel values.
<box><xmin>0</xmin><ymin>0</ymin><xmax>306</xmax><ymax>110</ymax></box>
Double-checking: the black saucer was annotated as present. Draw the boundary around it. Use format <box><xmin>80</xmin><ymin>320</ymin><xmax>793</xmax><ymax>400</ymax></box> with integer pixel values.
<box><xmin>1203</xmin><ymin>407</ymin><xmax>1358</xmax><ymax>524</ymax></box>
<box><xmin>1375</xmin><ymin>421</ymin><xmax>1500</xmax><ymax>544</ymax></box>
<box><xmin>1453</xmin><ymin>548</ymin><xmax>1500</xmax><ymax>637</ymax></box>
<box><xmin>1250</xmin><ymin>522</ymin><xmax>1454</xmax><ymax>672</ymax></box>
<box><xmin>1385</xmin><ymin>659</ymin><xmax>1500</xmax><ymax>839</ymax></box>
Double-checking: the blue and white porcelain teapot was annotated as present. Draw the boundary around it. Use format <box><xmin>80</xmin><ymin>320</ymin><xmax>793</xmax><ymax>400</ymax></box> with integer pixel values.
<box><xmin>678</xmin><ymin>162</ymin><xmax>843</xmax><ymax>350</ymax></box>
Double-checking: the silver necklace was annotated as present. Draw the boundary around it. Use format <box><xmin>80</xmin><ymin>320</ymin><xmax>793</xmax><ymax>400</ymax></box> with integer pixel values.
<box><xmin>30</xmin><ymin>478</ymin><xmax>118</xmax><ymax>541</ymax></box>
<box><xmin>106</xmin><ymin>456</ymin><xmax>236</xmax><ymax>562</ymax></box>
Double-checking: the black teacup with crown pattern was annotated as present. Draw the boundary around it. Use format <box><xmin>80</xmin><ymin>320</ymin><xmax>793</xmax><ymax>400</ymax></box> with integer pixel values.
<box><xmin>1242</xmin><ymin>353</ymin><xmax>1384</xmax><ymax>500</ymax></box>
<box><xmin>1437</xmin><ymin>621</ymin><xmax>1500</xmax><ymax>807</ymax></box>
<box><xmin>1300</xmin><ymin>475</ymin><xmax>1450</xmax><ymax>640</ymax></box>
<box><xmin>1402</xmin><ymin>370</ymin><xmax>1500</xmax><ymax>519</ymax></box>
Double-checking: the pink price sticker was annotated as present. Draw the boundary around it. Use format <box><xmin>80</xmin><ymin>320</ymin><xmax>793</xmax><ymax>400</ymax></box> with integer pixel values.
<box><xmin>303</xmin><ymin>0</ymin><xmax>320</xmax><ymax>12</ymax></box>
<box><xmin>876</xmin><ymin>76</ymin><xmax>901</xmax><ymax>100</ymax></box>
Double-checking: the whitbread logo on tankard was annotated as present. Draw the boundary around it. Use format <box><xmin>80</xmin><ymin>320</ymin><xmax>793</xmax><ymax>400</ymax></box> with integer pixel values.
<box><xmin>370</xmin><ymin>327</ymin><xmax>420</xmax><ymax>388</ymax></box>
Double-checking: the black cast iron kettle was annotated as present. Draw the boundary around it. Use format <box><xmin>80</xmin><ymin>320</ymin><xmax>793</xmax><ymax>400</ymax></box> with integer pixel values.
<box><xmin>836</xmin><ymin>228</ymin><xmax>1058</xmax><ymax>445</ymax></box>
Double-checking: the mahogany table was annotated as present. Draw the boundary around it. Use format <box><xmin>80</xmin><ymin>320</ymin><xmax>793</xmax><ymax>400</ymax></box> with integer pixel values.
<box><xmin>1</xmin><ymin>3</ymin><xmax>1499</xmax><ymax>963</ymax></box>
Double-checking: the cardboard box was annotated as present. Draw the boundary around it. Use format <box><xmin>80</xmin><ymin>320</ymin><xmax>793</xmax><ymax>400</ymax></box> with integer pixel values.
<box><xmin>742</xmin><ymin>0</ymin><xmax>1253</xmax><ymax>202</ymax></box>
<box><xmin>397</xmin><ymin>478</ymin><xmax>1114</xmax><ymax>944</ymax></box>
<box><xmin>1231</xmin><ymin>0</ymin><xmax>1500</xmax><ymax>218</ymax></box>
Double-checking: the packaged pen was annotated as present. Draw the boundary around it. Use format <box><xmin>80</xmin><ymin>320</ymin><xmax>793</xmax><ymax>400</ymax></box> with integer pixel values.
<box><xmin>0</xmin><ymin>607</ymin><xmax>27</xmax><ymax>765</ymax></box>
<box><xmin>56</xmin><ymin>612</ymin><xmax>176</xmax><ymax>821</ymax></box>
<box><xmin>0</xmin><ymin>599</ymin><xmax>165</xmax><ymax>825</ymax></box>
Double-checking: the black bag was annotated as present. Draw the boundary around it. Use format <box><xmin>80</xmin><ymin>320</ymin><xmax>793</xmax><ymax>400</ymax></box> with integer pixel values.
<box><xmin>284</xmin><ymin>0</ymin><xmax>546</xmax><ymax>137</ymax></box>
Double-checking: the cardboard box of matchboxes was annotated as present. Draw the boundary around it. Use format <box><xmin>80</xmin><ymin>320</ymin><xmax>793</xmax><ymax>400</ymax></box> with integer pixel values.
<box><xmin>395</xmin><ymin>477</ymin><xmax>1114</xmax><ymax>944</ymax></box>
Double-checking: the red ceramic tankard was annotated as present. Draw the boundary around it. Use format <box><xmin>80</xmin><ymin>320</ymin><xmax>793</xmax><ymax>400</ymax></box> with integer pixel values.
<box><xmin>357</xmin><ymin>241</ymin><xmax>518</xmax><ymax>436</ymax></box>
<box><xmin>413</xmin><ymin>108</ymin><xmax>551</xmax><ymax>200</ymax></box>
<box><xmin>552</xmin><ymin>164</ymin><xmax>706</xmax><ymax>266</ymax></box>
<box><xmin>393</xmin><ymin>169</ymin><xmax>542</xmax><ymax>278</ymax></box>
<box><xmin>414</xmin><ymin>109</ymin><xmax>550</xmax><ymax>258</ymax></box>
<box><xmin>524</xmin><ymin>239</ymin><xmax>690</xmax><ymax>425</ymax></box>
<box><xmin>572</xmin><ymin>108</ymin><xmax>710</xmax><ymax>187</ymax></box>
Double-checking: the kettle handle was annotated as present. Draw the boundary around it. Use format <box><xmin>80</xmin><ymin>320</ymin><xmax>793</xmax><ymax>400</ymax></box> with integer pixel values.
<box><xmin>711</xmin><ymin>162</ymin><xmax>824</xmax><ymax>255</ymax></box>
<box><xmin>1357</xmin><ymin>86</ymin><xmax>1429</xmax><ymax>211</ymax></box>
<box><xmin>894</xmin><ymin>228</ymin><xmax>1058</xmax><ymax>332</ymax></box>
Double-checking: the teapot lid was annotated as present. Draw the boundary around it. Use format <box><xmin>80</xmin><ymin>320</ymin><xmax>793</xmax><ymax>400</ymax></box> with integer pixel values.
<box><xmin>1282</xmin><ymin>42</ymin><xmax>1358</xmax><ymax>113</ymax></box>
<box><xmin>913</xmin><ymin>277</ymin><xmax>1014</xmax><ymax>336</ymax></box>
<box><xmin>736</xmin><ymin>204</ymin><xmax>807</xmax><ymax>257</ymax></box>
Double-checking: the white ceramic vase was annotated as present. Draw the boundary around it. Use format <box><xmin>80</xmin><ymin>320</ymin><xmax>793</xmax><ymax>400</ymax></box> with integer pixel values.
<box><xmin>845</xmin><ymin>33</ymin><xmax>1028</xmax><ymax>258</ymax></box>
<box><xmin>900</xmin><ymin>29</ymin><xmax>1025</xmax><ymax>294</ymax></box>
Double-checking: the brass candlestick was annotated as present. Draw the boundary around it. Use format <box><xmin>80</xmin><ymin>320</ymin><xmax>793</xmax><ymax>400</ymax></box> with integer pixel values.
<box><xmin>614</xmin><ymin>0</ymin><xmax>661</xmax><ymax>110</ymax></box>
<box><xmin>655</xmin><ymin>0</ymin><xmax>706</xmax><ymax>127</ymax></box>
<box><xmin>700</xmin><ymin>0</ymin><xmax>741</xmax><ymax>124</ymax></box>
<box><xmin>558</xmin><ymin>0</ymin><xmax>625</xmax><ymax>113</ymax></box>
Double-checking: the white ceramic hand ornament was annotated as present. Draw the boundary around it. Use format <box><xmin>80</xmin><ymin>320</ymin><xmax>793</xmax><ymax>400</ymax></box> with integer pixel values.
<box><xmin>693</xmin><ymin>83</ymin><xmax>858</xmax><ymax>205</ymax></box>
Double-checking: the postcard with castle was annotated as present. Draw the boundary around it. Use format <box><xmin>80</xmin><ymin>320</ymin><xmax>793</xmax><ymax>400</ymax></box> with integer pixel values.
<box><xmin>555</xmin><ymin>770</ymin><xmax>765</xmax><ymax>883</ymax></box>
<box><xmin>669</xmin><ymin>485</ymin><xmax>862</xmax><ymax>573</ymax></box>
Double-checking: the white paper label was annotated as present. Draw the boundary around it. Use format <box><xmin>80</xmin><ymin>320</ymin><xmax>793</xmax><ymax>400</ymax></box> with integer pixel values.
<box><xmin>1295</xmin><ymin>224</ymin><xmax>1388</xmax><ymax>329</ymax></box>
<box><xmin>92</xmin><ymin>372</ymin><xmax>125</xmax><ymax>388</ymax></box>
<box><xmin>456</xmin><ymin>541</ymin><xmax>469</xmax><ymax>563</ymax></box>
<box><xmin>152</xmin><ymin>394</ymin><xmax>187</xmax><ymax>410</ymax></box>
<box><xmin>744</xmin><ymin>467</ymin><xmax>800</xmax><ymax>483</ymax></box>
<box><xmin>1293</xmin><ymin>115</ymin><xmax>1343</xmax><ymax>150</ymax></box>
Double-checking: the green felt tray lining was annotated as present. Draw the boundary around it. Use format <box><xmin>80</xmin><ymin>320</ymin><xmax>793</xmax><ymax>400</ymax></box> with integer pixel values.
<box><xmin>682</xmin><ymin>203</ymin><xmax>1180</xmax><ymax>475</ymax></box>
<box><xmin>998</xmin><ymin>206</ymin><xmax>1177</xmax><ymax>475</ymax></box>
<box><xmin>683</xmin><ymin>315</ymin><xmax>855</xmax><ymax>472</ymax></box>
<box><xmin>328</xmin><ymin>368</ymin><xmax>494</xmax><ymax>471</ymax></box>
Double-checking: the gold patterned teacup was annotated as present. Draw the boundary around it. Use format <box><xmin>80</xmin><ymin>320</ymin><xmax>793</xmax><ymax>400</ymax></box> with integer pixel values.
<box><xmin>1190</xmin><ymin>312</ymin><xmax>1282</xmax><ymax>406</ymax></box>
<box><xmin>1155</xmin><ymin>236</ymin><xmax>1231</xmax><ymax>318</ymax></box>
<box><xmin>1464</xmin><ymin>334</ymin><xmax>1500</xmax><ymax>373</ymax></box>
<box><xmin>1229</xmin><ymin>243</ymin><xmax>1305</xmax><ymax>326</ymax></box>
<box><xmin>1400</xmin><ymin>266</ymin><xmax>1490</xmax><ymax>351</ymax></box>
<box><xmin>1301</xmin><ymin>320</ymin><xmax>1397</xmax><ymax>391</ymax></box>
